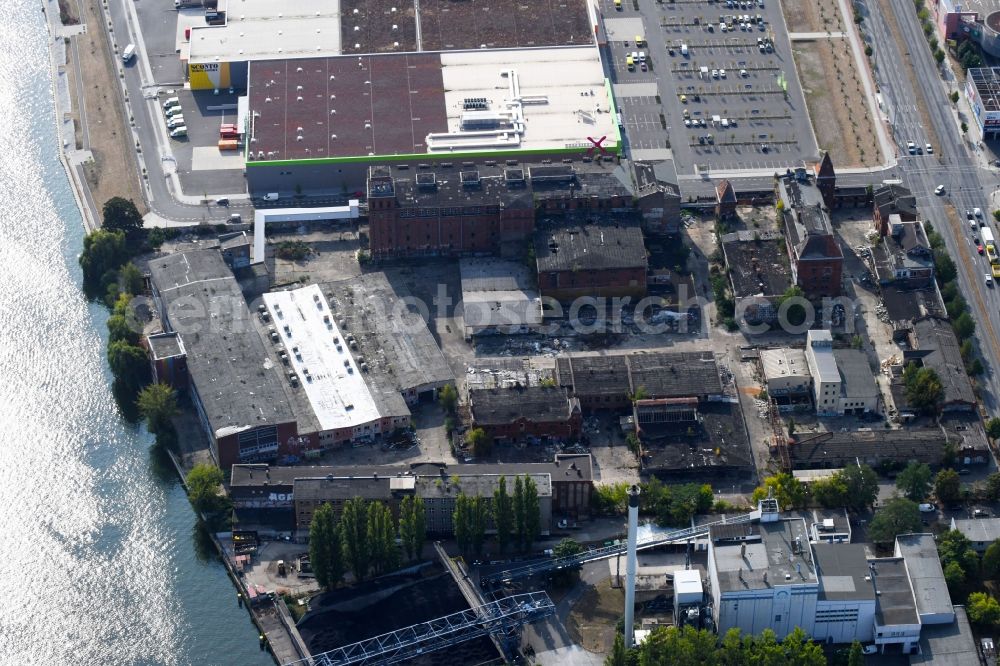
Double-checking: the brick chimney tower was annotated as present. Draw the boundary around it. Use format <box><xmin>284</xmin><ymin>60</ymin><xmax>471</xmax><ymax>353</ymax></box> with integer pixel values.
<box><xmin>813</xmin><ymin>151</ymin><xmax>835</xmax><ymax>209</ymax></box>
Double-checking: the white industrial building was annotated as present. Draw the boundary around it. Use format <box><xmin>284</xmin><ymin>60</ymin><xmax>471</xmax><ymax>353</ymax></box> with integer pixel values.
<box><xmin>707</xmin><ymin>498</ymin><xmax>953</xmax><ymax>654</ymax></box>
<box><xmin>804</xmin><ymin>330</ymin><xmax>880</xmax><ymax>416</ymax></box>
<box><xmin>949</xmin><ymin>517</ymin><xmax>1000</xmax><ymax>553</ymax></box>
<box><xmin>261</xmin><ymin>284</ymin><xmax>410</xmax><ymax>448</ymax></box>
<box><xmin>760</xmin><ymin>348</ymin><xmax>812</xmax><ymax>396</ymax></box>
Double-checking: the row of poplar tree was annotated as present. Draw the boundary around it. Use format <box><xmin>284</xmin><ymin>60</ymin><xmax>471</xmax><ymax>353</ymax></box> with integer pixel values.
<box><xmin>308</xmin><ymin>475</ymin><xmax>543</xmax><ymax>588</ymax></box>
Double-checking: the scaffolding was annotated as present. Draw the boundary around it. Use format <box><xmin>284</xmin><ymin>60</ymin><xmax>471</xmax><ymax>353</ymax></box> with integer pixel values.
<box><xmin>483</xmin><ymin>510</ymin><xmax>759</xmax><ymax>586</ymax></box>
<box><xmin>286</xmin><ymin>592</ymin><xmax>555</xmax><ymax>666</ymax></box>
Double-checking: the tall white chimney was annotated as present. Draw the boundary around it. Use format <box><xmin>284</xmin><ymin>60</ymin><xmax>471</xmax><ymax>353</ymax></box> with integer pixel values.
<box><xmin>624</xmin><ymin>484</ymin><xmax>641</xmax><ymax>649</ymax></box>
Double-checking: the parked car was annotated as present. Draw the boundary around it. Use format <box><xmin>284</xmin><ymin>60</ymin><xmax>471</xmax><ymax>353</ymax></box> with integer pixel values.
<box><xmin>918</xmin><ymin>503</ymin><xmax>936</xmax><ymax>513</ymax></box>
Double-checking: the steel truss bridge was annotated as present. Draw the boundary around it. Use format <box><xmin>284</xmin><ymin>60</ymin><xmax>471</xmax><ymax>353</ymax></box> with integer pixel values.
<box><xmin>483</xmin><ymin>510</ymin><xmax>759</xmax><ymax>585</ymax></box>
<box><xmin>284</xmin><ymin>591</ymin><xmax>555</xmax><ymax>666</ymax></box>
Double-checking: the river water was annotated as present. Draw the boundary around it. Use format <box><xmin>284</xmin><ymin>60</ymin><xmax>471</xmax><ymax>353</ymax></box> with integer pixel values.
<box><xmin>0</xmin><ymin>2</ymin><xmax>269</xmax><ymax>664</ymax></box>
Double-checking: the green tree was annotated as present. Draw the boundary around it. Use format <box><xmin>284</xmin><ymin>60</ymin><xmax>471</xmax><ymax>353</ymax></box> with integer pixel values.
<box><xmin>412</xmin><ymin>495</ymin><xmax>426</xmax><ymax>560</ymax></box>
<box><xmin>935</xmin><ymin>468</ymin><xmax>961</xmax><ymax>503</ymax></box>
<box><xmin>107</xmin><ymin>313</ymin><xmax>139</xmax><ymax>345</ymax></box>
<box><xmin>902</xmin><ymin>363</ymin><xmax>944</xmax><ymax>415</ymax></box>
<box><xmin>102</xmin><ymin>196</ymin><xmax>144</xmax><ymax>233</ymax></box>
<box><xmin>513</xmin><ymin>475</ymin><xmax>527</xmax><ymax>550</ymax></box>
<box><xmin>950</xmin><ymin>90</ymin><xmax>960</xmax><ymax>104</ymax></box>
<box><xmin>944</xmin><ymin>559</ymin><xmax>967</xmax><ymax>588</ymax></box>
<box><xmin>986</xmin><ymin>418</ymin><xmax>1000</xmax><ymax>440</ymax></box>
<box><xmin>982</xmin><ymin>540</ymin><xmax>1000</xmax><ymax>580</ymax></box>
<box><xmin>637</xmin><ymin>625</ymin><xmax>718</xmax><ymax>666</ymax></box>
<box><xmin>367</xmin><ymin>501</ymin><xmax>399</xmax><ymax>576</ymax></box>
<box><xmin>309</xmin><ymin>503</ymin><xmax>343</xmax><ymax>589</ymax></box>
<box><xmin>522</xmin><ymin>475</ymin><xmax>541</xmax><ymax>551</ymax></box>
<box><xmin>841</xmin><ymin>464</ymin><xmax>880</xmax><ymax>510</ymax></box>
<box><xmin>605</xmin><ymin>631</ymin><xmax>632</xmax><ymax>666</ymax></box>
<box><xmin>953</xmin><ymin>312</ymin><xmax>976</xmax><ymax>340</ymax></box>
<box><xmin>896</xmin><ymin>461</ymin><xmax>932</xmax><ymax>501</ymax></box>
<box><xmin>137</xmin><ymin>382</ymin><xmax>178</xmax><ymax>434</ymax></box>
<box><xmin>780</xmin><ymin>627</ymin><xmax>825</xmax><ymax>664</ymax></box>
<box><xmin>340</xmin><ymin>497</ymin><xmax>370</xmax><ymax>581</ymax></box>
<box><xmin>399</xmin><ymin>495</ymin><xmax>416</xmax><ymax>560</ymax></box>
<box><xmin>467</xmin><ymin>427</ymin><xmax>491</xmax><ymax>458</ymax></box>
<box><xmin>551</xmin><ymin>538</ymin><xmax>584</xmax><ymax>585</ymax></box>
<box><xmin>454</xmin><ymin>493</ymin><xmax>472</xmax><ymax>554</ymax></box>
<box><xmin>186</xmin><ymin>463</ymin><xmax>225</xmax><ymax>515</ymax></box>
<box><xmin>847</xmin><ymin>640</ymin><xmax>864</xmax><ymax>666</ymax></box>
<box><xmin>79</xmin><ymin>229</ymin><xmax>128</xmax><ymax>295</ymax></box>
<box><xmin>868</xmin><ymin>497</ymin><xmax>922</xmax><ymax>543</ymax></box>
<box><xmin>751</xmin><ymin>472</ymin><xmax>806</xmax><ymax>510</ymax></box>
<box><xmin>666</xmin><ymin>483</ymin><xmax>715</xmax><ymax>524</ymax></box>
<box><xmin>967</xmin><ymin>592</ymin><xmax>1000</xmax><ymax>625</ymax></box>
<box><xmin>777</xmin><ymin>285</ymin><xmax>807</xmax><ymax>327</ymax></box>
<box><xmin>988</xmin><ymin>472</ymin><xmax>1000</xmax><ymax>500</ymax></box>
<box><xmin>107</xmin><ymin>339</ymin><xmax>151</xmax><ymax>397</ymax></box>
<box><xmin>812</xmin><ymin>474</ymin><xmax>850</xmax><ymax>508</ymax></box>
<box><xmin>468</xmin><ymin>495</ymin><xmax>488</xmax><ymax>555</ymax></box>
<box><xmin>938</xmin><ymin>529</ymin><xmax>979</xmax><ymax>594</ymax></box>
<box><xmin>118</xmin><ymin>262</ymin><xmax>144</xmax><ymax>296</ymax></box>
<box><xmin>493</xmin><ymin>476</ymin><xmax>514</xmax><ymax>553</ymax></box>
<box><xmin>439</xmin><ymin>384</ymin><xmax>458</xmax><ymax>413</ymax></box>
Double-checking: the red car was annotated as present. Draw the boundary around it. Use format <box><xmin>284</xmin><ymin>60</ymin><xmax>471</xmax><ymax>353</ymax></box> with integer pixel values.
<box><xmin>978</xmin><ymin>244</ymin><xmax>985</xmax><ymax>255</ymax></box>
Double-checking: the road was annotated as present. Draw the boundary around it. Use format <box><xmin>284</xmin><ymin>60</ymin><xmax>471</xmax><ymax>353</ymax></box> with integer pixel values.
<box><xmin>103</xmin><ymin>0</ymin><xmax>254</xmax><ymax>225</ymax></box>
<box><xmin>860</xmin><ymin>0</ymin><xmax>1000</xmax><ymax>416</ymax></box>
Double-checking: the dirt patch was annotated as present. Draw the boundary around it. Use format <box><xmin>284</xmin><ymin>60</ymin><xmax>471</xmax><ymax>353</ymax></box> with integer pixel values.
<box><xmin>72</xmin><ymin>1</ymin><xmax>147</xmax><ymax>216</ymax></box>
<box><xmin>566</xmin><ymin>578</ymin><xmax>624</xmax><ymax>654</ymax></box>
<box><xmin>780</xmin><ymin>0</ymin><xmax>846</xmax><ymax>34</ymax></box>
<box><xmin>793</xmin><ymin>39</ymin><xmax>882</xmax><ymax>167</ymax></box>
<box><xmin>58</xmin><ymin>0</ymin><xmax>79</xmax><ymax>25</ymax></box>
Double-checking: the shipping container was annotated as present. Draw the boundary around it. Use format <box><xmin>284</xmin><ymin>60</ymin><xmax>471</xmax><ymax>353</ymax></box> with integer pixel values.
<box><xmin>218</xmin><ymin>139</ymin><xmax>240</xmax><ymax>151</ymax></box>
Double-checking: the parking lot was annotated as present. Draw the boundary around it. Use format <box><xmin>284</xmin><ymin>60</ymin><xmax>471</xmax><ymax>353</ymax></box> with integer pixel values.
<box><xmin>601</xmin><ymin>0</ymin><xmax>817</xmax><ymax>174</ymax></box>
<box><xmin>132</xmin><ymin>4</ymin><xmax>248</xmax><ymax>196</ymax></box>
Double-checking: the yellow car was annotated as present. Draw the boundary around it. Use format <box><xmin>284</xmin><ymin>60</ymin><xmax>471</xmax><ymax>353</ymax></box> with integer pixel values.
<box><xmin>991</xmin><ymin>263</ymin><xmax>1000</xmax><ymax>279</ymax></box>
<box><xmin>680</xmin><ymin>94</ymin><xmax>688</xmax><ymax>103</ymax></box>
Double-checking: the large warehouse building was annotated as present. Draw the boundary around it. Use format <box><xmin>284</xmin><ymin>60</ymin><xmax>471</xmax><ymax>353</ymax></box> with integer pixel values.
<box><xmin>178</xmin><ymin>0</ymin><xmax>620</xmax><ymax>194</ymax></box>
<box><xmin>243</xmin><ymin>47</ymin><xmax>619</xmax><ymax>193</ymax></box>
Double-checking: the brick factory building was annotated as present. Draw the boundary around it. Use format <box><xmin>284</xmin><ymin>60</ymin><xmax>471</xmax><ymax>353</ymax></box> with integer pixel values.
<box><xmin>468</xmin><ymin>386</ymin><xmax>582</xmax><ymax>444</ymax></box>
<box><xmin>534</xmin><ymin>223</ymin><xmax>648</xmax><ymax>301</ymax></box>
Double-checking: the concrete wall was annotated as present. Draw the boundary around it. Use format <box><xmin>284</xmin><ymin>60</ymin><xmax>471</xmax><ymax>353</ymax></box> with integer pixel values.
<box><xmin>813</xmin><ymin>600</ymin><xmax>876</xmax><ymax>644</ymax></box>
<box><xmin>716</xmin><ymin>585</ymin><xmax>819</xmax><ymax>640</ymax></box>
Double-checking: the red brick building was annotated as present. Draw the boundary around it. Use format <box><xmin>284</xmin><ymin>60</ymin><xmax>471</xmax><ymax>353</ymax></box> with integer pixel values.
<box><xmin>716</xmin><ymin>179</ymin><xmax>738</xmax><ymax>220</ymax></box>
<box><xmin>778</xmin><ymin>175</ymin><xmax>844</xmax><ymax>298</ymax></box>
<box><xmin>872</xmin><ymin>183</ymin><xmax>918</xmax><ymax>236</ymax></box>
<box><xmin>366</xmin><ymin>166</ymin><xmax>535</xmax><ymax>258</ymax></box>
<box><xmin>366</xmin><ymin>163</ymin><xmax>665</xmax><ymax>259</ymax></box>
<box><xmin>534</xmin><ymin>223</ymin><xmax>648</xmax><ymax>301</ymax></box>
<box><xmin>469</xmin><ymin>386</ymin><xmax>582</xmax><ymax>443</ymax></box>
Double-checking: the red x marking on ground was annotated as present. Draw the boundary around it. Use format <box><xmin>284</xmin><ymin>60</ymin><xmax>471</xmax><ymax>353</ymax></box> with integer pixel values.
<box><xmin>586</xmin><ymin>135</ymin><xmax>608</xmax><ymax>156</ymax></box>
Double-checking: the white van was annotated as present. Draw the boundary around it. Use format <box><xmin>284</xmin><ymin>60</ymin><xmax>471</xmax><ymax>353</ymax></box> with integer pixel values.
<box><xmin>169</xmin><ymin>126</ymin><xmax>188</xmax><ymax>138</ymax></box>
<box><xmin>263</xmin><ymin>192</ymin><xmax>280</xmax><ymax>201</ymax></box>
<box><xmin>165</xmin><ymin>106</ymin><xmax>184</xmax><ymax>118</ymax></box>
<box><xmin>680</xmin><ymin>44</ymin><xmax>689</xmax><ymax>56</ymax></box>
<box><xmin>163</xmin><ymin>97</ymin><xmax>181</xmax><ymax>110</ymax></box>
<box><xmin>166</xmin><ymin>116</ymin><xmax>185</xmax><ymax>129</ymax></box>
<box><xmin>122</xmin><ymin>44</ymin><xmax>136</xmax><ymax>63</ymax></box>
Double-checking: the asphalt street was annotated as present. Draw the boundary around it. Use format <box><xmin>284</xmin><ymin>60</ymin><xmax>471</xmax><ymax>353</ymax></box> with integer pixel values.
<box><xmin>105</xmin><ymin>0</ymin><xmax>254</xmax><ymax>224</ymax></box>
<box><xmin>863</xmin><ymin>0</ymin><xmax>1000</xmax><ymax>415</ymax></box>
